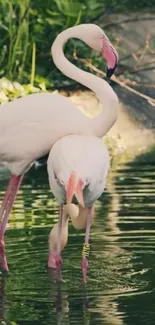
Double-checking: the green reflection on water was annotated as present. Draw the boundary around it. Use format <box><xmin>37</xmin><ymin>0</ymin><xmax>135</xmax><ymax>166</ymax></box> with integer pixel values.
<box><xmin>0</xmin><ymin>147</ymin><xmax>154</xmax><ymax>325</ymax></box>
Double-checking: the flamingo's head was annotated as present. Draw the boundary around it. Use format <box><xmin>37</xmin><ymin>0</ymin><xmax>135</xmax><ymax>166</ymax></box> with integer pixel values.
<box><xmin>78</xmin><ymin>24</ymin><xmax>118</xmax><ymax>79</ymax></box>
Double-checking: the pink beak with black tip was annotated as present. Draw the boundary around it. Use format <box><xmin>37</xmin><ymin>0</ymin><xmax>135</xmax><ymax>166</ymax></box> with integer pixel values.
<box><xmin>102</xmin><ymin>35</ymin><xmax>118</xmax><ymax>79</ymax></box>
<box><xmin>66</xmin><ymin>171</ymin><xmax>85</xmax><ymax>207</ymax></box>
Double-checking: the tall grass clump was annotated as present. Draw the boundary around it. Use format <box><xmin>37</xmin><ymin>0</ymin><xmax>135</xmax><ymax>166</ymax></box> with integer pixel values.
<box><xmin>0</xmin><ymin>0</ymin><xmax>154</xmax><ymax>88</ymax></box>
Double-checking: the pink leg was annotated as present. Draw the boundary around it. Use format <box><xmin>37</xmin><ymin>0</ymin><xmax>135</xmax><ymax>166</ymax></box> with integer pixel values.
<box><xmin>0</xmin><ymin>177</ymin><xmax>16</xmax><ymax>222</ymax></box>
<box><xmin>81</xmin><ymin>207</ymin><xmax>93</xmax><ymax>283</ymax></box>
<box><xmin>48</xmin><ymin>205</ymin><xmax>63</xmax><ymax>275</ymax></box>
<box><xmin>0</xmin><ymin>175</ymin><xmax>23</xmax><ymax>271</ymax></box>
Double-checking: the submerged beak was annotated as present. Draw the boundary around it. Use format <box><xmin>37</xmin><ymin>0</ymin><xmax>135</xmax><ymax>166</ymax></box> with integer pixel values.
<box><xmin>66</xmin><ymin>172</ymin><xmax>85</xmax><ymax>207</ymax></box>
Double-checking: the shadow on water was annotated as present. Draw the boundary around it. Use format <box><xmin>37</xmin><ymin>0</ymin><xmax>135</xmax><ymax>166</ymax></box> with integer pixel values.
<box><xmin>0</xmin><ymin>146</ymin><xmax>154</xmax><ymax>324</ymax></box>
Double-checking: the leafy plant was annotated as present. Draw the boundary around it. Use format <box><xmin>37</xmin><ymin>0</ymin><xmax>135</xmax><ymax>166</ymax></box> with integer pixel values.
<box><xmin>0</xmin><ymin>0</ymin><xmax>154</xmax><ymax>88</ymax></box>
<box><xmin>0</xmin><ymin>77</ymin><xmax>47</xmax><ymax>104</ymax></box>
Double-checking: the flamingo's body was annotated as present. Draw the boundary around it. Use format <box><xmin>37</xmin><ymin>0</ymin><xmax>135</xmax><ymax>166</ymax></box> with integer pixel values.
<box><xmin>47</xmin><ymin>135</ymin><xmax>109</xmax><ymax>282</ymax></box>
<box><xmin>0</xmin><ymin>93</ymin><xmax>93</xmax><ymax>174</ymax></box>
<box><xmin>0</xmin><ymin>23</ymin><xmax>118</xmax><ymax>271</ymax></box>
<box><xmin>47</xmin><ymin>135</ymin><xmax>109</xmax><ymax>206</ymax></box>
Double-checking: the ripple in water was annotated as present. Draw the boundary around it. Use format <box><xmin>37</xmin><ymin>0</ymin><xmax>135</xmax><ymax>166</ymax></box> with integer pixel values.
<box><xmin>0</xmin><ymin>152</ymin><xmax>154</xmax><ymax>325</ymax></box>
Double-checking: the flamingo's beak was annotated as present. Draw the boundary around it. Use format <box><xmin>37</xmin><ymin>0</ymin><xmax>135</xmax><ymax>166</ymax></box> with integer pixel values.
<box><xmin>66</xmin><ymin>172</ymin><xmax>85</xmax><ymax>207</ymax></box>
<box><xmin>106</xmin><ymin>63</ymin><xmax>117</xmax><ymax>79</ymax></box>
<box><xmin>102</xmin><ymin>37</ymin><xmax>118</xmax><ymax>79</ymax></box>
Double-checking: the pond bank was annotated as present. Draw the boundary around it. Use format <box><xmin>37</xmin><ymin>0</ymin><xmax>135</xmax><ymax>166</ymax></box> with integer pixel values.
<box><xmin>0</xmin><ymin>88</ymin><xmax>154</xmax><ymax>180</ymax></box>
<box><xmin>61</xmin><ymin>89</ymin><xmax>155</xmax><ymax>164</ymax></box>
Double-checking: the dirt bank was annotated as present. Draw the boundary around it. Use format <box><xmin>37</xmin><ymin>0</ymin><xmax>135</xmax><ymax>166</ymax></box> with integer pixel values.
<box><xmin>68</xmin><ymin>90</ymin><xmax>155</xmax><ymax>160</ymax></box>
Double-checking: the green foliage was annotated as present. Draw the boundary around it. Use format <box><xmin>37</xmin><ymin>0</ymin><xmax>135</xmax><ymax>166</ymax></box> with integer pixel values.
<box><xmin>130</xmin><ymin>146</ymin><xmax>155</xmax><ymax>164</ymax></box>
<box><xmin>0</xmin><ymin>77</ymin><xmax>47</xmax><ymax>104</ymax></box>
<box><xmin>0</xmin><ymin>0</ymin><xmax>154</xmax><ymax>88</ymax></box>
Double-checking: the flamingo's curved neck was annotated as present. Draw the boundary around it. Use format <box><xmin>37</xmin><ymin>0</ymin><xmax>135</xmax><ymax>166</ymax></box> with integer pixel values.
<box><xmin>51</xmin><ymin>25</ymin><xmax>118</xmax><ymax>137</ymax></box>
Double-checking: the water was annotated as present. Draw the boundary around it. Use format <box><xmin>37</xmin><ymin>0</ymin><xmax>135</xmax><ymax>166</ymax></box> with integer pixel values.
<box><xmin>0</xmin><ymin>151</ymin><xmax>154</xmax><ymax>325</ymax></box>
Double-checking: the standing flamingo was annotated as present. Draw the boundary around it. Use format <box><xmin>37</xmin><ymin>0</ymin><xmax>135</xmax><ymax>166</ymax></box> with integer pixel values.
<box><xmin>0</xmin><ymin>23</ymin><xmax>118</xmax><ymax>271</ymax></box>
<box><xmin>47</xmin><ymin>134</ymin><xmax>110</xmax><ymax>282</ymax></box>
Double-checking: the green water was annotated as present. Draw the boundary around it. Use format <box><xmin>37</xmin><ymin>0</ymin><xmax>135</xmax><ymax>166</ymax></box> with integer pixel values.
<box><xmin>0</xmin><ymin>153</ymin><xmax>154</xmax><ymax>325</ymax></box>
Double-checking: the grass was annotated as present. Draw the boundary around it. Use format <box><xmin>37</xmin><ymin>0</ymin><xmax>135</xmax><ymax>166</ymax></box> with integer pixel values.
<box><xmin>30</xmin><ymin>43</ymin><xmax>36</xmax><ymax>86</ymax></box>
<box><xmin>1</xmin><ymin>0</ymin><xmax>31</xmax><ymax>80</ymax></box>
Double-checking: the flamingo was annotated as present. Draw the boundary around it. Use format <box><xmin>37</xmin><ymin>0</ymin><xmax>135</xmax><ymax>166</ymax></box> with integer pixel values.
<box><xmin>0</xmin><ymin>23</ymin><xmax>118</xmax><ymax>271</ymax></box>
<box><xmin>47</xmin><ymin>134</ymin><xmax>109</xmax><ymax>282</ymax></box>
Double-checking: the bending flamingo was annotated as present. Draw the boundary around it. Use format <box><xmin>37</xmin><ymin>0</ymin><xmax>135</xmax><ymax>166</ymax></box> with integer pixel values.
<box><xmin>47</xmin><ymin>135</ymin><xmax>109</xmax><ymax>282</ymax></box>
<box><xmin>0</xmin><ymin>23</ymin><xmax>118</xmax><ymax>271</ymax></box>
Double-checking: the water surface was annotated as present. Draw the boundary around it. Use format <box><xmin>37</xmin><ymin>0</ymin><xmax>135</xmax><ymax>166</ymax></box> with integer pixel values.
<box><xmin>0</xmin><ymin>153</ymin><xmax>154</xmax><ymax>325</ymax></box>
